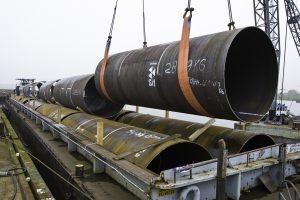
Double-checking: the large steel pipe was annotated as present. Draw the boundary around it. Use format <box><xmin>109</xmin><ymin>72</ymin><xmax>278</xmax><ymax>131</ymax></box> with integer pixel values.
<box><xmin>117</xmin><ymin>112</ymin><xmax>275</xmax><ymax>157</ymax></box>
<box><xmin>22</xmin><ymin>84</ymin><xmax>32</xmax><ymax>97</ymax></box>
<box><xmin>52</xmin><ymin>74</ymin><xmax>124</xmax><ymax>118</ymax></box>
<box><xmin>31</xmin><ymin>82</ymin><xmax>44</xmax><ymax>98</ymax></box>
<box><xmin>62</xmin><ymin>112</ymin><xmax>212</xmax><ymax>174</ymax></box>
<box><xmin>95</xmin><ymin>27</ymin><xmax>278</xmax><ymax>122</ymax></box>
<box><xmin>23</xmin><ymin>82</ymin><xmax>43</xmax><ymax>98</ymax></box>
<box><xmin>38</xmin><ymin>79</ymin><xmax>60</xmax><ymax>103</ymax></box>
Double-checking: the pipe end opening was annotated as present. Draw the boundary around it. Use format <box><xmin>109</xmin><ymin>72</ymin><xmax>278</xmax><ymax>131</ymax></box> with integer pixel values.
<box><xmin>147</xmin><ymin>142</ymin><xmax>211</xmax><ymax>174</ymax></box>
<box><xmin>225</xmin><ymin>27</ymin><xmax>278</xmax><ymax>122</ymax></box>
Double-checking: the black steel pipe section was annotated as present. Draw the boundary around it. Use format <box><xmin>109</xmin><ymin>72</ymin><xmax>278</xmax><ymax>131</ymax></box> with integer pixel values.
<box><xmin>95</xmin><ymin>27</ymin><xmax>278</xmax><ymax>122</ymax></box>
<box><xmin>26</xmin><ymin>100</ymin><xmax>211</xmax><ymax>173</ymax></box>
<box><xmin>32</xmin><ymin>82</ymin><xmax>44</xmax><ymax>98</ymax></box>
<box><xmin>38</xmin><ymin>79</ymin><xmax>60</xmax><ymax>103</ymax></box>
<box><xmin>116</xmin><ymin>112</ymin><xmax>275</xmax><ymax>157</ymax></box>
<box><xmin>22</xmin><ymin>82</ymin><xmax>44</xmax><ymax>98</ymax></box>
<box><xmin>22</xmin><ymin>84</ymin><xmax>32</xmax><ymax>97</ymax></box>
<box><xmin>52</xmin><ymin>74</ymin><xmax>124</xmax><ymax>118</ymax></box>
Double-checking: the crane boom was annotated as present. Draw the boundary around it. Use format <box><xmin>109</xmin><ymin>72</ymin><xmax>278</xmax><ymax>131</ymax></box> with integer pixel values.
<box><xmin>253</xmin><ymin>0</ymin><xmax>281</xmax><ymax>62</ymax></box>
<box><xmin>284</xmin><ymin>0</ymin><xmax>300</xmax><ymax>57</ymax></box>
<box><xmin>253</xmin><ymin>0</ymin><xmax>300</xmax><ymax>123</ymax></box>
<box><xmin>254</xmin><ymin>0</ymin><xmax>281</xmax><ymax>121</ymax></box>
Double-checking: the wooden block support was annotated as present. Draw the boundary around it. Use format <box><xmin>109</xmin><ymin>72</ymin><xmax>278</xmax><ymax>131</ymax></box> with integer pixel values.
<box><xmin>97</xmin><ymin>121</ymin><xmax>104</xmax><ymax>146</ymax></box>
<box><xmin>57</xmin><ymin>107</ymin><xmax>61</xmax><ymax>124</ymax></box>
<box><xmin>165</xmin><ymin>110</ymin><xmax>170</xmax><ymax>118</ymax></box>
<box><xmin>188</xmin><ymin>118</ymin><xmax>215</xmax><ymax>142</ymax></box>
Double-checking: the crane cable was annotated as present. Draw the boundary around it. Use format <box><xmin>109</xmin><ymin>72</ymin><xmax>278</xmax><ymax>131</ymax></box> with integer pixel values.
<box><xmin>136</xmin><ymin>0</ymin><xmax>148</xmax><ymax>113</ymax></box>
<box><xmin>280</xmin><ymin>22</ymin><xmax>289</xmax><ymax>116</ymax></box>
<box><xmin>108</xmin><ymin>0</ymin><xmax>119</xmax><ymax>41</ymax></box>
<box><xmin>142</xmin><ymin>0</ymin><xmax>147</xmax><ymax>48</ymax></box>
<box><xmin>184</xmin><ymin>0</ymin><xmax>193</xmax><ymax>16</ymax></box>
<box><xmin>227</xmin><ymin>0</ymin><xmax>236</xmax><ymax>30</ymax></box>
<box><xmin>100</xmin><ymin>0</ymin><xmax>148</xmax><ymax>102</ymax></box>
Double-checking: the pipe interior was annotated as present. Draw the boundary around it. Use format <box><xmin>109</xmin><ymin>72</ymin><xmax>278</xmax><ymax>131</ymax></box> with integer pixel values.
<box><xmin>225</xmin><ymin>27</ymin><xmax>278</xmax><ymax>122</ymax></box>
<box><xmin>240</xmin><ymin>135</ymin><xmax>275</xmax><ymax>153</ymax></box>
<box><xmin>50</xmin><ymin>81</ymin><xmax>59</xmax><ymax>97</ymax></box>
<box><xmin>36</xmin><ymin>82</ymin><xmax>43</xmax><ymax>88</ymax></box>
<box><xmin>34</xmin><ymin>82</ymin><xmax>43</xmax><ymax>94</ymax></box>
<box><xmin>147</xmin><ymin>143</ymin><xmax>211</xmax><ymax>174</ymax></box>
<box><xmin>84</xmin><ymin>76</ymin><xmax>106</xmax><ymax>114</ymax></box>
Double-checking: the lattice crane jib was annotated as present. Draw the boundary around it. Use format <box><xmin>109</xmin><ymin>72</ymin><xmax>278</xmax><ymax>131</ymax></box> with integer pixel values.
<box><xmin>253</xmin><ymin>0</ymin><xmax>281</xmax><ymax>62</ymax></box>
<box><xmin>284</xmin><ymin>0</ymin><xmax>300</xmax><ymax>57</ymax></box>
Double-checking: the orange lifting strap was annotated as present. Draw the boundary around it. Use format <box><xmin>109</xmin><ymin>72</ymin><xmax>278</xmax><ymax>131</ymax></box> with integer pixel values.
<box><xmin>100</xmin><ymin>0</ymin><xmax>148</xmax><ymax>102</ymax></box>
<box><xmin>99</xmin><ymin>38</ymin><xmax>113</xmax><ymax>102</ymax></box>
<box><xmin>99</xmin><ymin>0</ymin><xmax>119</xmax><ymax>102</ymax></box>
<box><xmin>177</xmin><ymin>7</ymin><xmax>209</xmax><ymax>116</ymax></box>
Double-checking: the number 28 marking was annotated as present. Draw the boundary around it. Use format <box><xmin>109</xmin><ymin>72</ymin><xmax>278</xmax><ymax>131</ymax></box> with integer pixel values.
<box><xmin>164</xmin><ymin>59</ymin><xmax>206</xmax><ymax>74</ymax></box>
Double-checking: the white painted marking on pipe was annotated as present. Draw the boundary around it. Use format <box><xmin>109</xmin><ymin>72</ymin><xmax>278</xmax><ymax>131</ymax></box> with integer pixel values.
<box><xmin>238</xmin><ymin>112</ymin><xmax>264</xmax><ymax>116</ymax></box>
<box><xmin>156</xmin><ymin>44</ymin><xmax>173</xmax><ymax>75</ymax></box>
<box><xmin>145</xmin><ymin>118</ymin><xmax>155</xmax><ymax>124</ymax></box>
<box><xmin>186</xmin><ymin>123</ymin><xmax>197</xmax><ymax>129</ymax></box>
<box><xmin>68</xmin><ymin>87</ymin><xmax>76</xmax><ymax>108</ymax></box>
<box><xmin>103</xmin><ymin>127</ymin><xmax>128</xmax><ymax>140</ymax></box>
<box><xmin>118</xmin><ymin>51</ymin><xmax>134</xmax><ymax>76</ymax></box>
<box><xmin>75</xmin><ymin>118</ymin><xmax>99</xmax><ymax>130</ymax></box>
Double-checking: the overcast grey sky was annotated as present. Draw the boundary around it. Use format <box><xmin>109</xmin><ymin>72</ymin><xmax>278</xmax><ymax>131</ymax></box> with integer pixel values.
<box><xmin>0</xmin><ymin>0</ymin><xmax>299</xmax><ymax>91</ymax></box>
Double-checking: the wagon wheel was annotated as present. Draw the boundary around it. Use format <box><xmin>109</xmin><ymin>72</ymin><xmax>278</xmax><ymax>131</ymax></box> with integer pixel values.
<box><xmin>279</xmin><ymin>180</ymin><xmax>300</xmax><ymax>200</ymax></box>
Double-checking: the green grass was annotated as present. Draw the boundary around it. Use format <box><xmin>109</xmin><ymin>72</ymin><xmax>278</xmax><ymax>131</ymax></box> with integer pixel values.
<box><xmin>278</xmin><ymin>95</ymin><xmax>300</xmax><ymax>101</ymax></box>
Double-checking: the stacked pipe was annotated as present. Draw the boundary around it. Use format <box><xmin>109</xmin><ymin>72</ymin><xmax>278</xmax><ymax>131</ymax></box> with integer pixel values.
<box><xmin>10</xmin><ymin>27</ymin><xmax>280</xmax><ymax>176</ymax></box>
<box><xmin>62</xmin><ymin>112</ymin><xmax>211</xmax><ymax>174</ymax></box>
<box><xmin>116</xmin><ymin>112</ymin><xmax>275</xmax><ymax>157</ymax></box>
<box><xmin>95</xmin><ymin>27</ymin><xmax>278</xmax><ymax>122</ymax></box>
<box><xmin>38</xmin><ymin>79</ymin><xmax>60</xmax><ymax>103</ymax></box>
<box><xmin>22</xmin><ymin>82</ymin><xmax>44</xmax><ymax>98</ymax></box>
<box><xmin>14</xmin><ymin>97</ymin><xmax>212</xmax><ymax>174</ymax></box>
<box><xmin>39</xmin><ymin>74</ymin><xmax>124</xmax><ymax>118</ymax></box>
<box><xmin>16</xmin><ymin>27</ymin><xmax>278</xmax><ymax>122</ymax></box>
<box><xmin>19</xmin><ymin>75</ymin><xmax>124</xmax><ymax>118</ymax></box>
